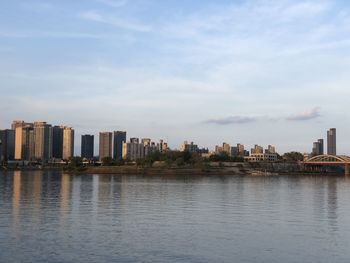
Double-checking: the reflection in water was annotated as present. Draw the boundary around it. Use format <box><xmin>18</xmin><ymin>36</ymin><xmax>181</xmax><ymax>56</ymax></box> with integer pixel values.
<box><xmin>60</xmin><ymin>174</ymin><xmax>71</xmax><ymax>223</ymax></box>
<box><xmin>327</xmin><ymin>178</ymin><xmax>338</xmax><ymax>231</ymax></box>
<box><xmin>12</xmin><ymin>170</ymin><xmax>21</xmax><ymax>234</ymax></box>
<box><xmin>1</xmin><ymin>171</ymin><xmax>350</xmax><ymax>263</ymax></box>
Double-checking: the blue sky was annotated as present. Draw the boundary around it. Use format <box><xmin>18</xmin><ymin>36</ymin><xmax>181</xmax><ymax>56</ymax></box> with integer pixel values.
<box><xmin>1</xmin><ymin>0</ymin><xmax>350</xmax><ymax>154</ymax></box>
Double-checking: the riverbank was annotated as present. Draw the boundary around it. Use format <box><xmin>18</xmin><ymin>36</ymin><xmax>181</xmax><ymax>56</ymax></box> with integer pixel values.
<box><xmin>1</xmin><ymin>163</ymin><xmax>344</xmax><ymax>176</ymax></box>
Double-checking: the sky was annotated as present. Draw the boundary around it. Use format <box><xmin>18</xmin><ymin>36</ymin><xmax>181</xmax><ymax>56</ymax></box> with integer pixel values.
<box><xmin>1</xmin><ymin>0</ymin><xmax>350</xmax><ymax>155</ymax></box>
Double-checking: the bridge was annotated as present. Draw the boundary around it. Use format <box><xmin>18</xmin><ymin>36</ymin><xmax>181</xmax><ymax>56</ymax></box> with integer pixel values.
<box><xmin>303</xmin><ymin>155</ymin><xmax>350</xmax><ymax>176</ymax></box>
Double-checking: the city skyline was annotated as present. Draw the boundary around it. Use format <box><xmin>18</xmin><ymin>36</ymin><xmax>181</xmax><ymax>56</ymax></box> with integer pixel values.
<box><xmin>1</xmin><ymin>0</ymin><xmax>350</xmax><ymax>154</ymax></box>
<box><xmin>0</xmin><ymin>119</ymin><xmax>343</xmax><ymax>158</ymax></box>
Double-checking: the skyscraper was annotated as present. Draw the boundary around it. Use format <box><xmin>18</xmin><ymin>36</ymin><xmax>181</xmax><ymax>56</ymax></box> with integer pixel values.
<box><xmin>99</xmin><ymin>132</ymin><xmax>112</xmax><ymax>160</ymax></box>
<box><xmin>14</xmin><ymin>121</ymin><xmax>34</xmax><ymax>160</ymax></box>
<box><xmin>113</xmin><ymin>131</ymin><xmax>126</xmax><ymax>160</ymax></box>
<box><xmin>81</xmin><ymin>135</ymin><xmax>94</xmax><ymax>159</ymax></box>
<box><xmin>52</xmin><ymin>126</ymin><xmax>64</xmax><ymax>159</ymax></box>
<box><xmin>34</xmin><ymin>122</ymin><xmax>52</xmax><ymax>161</ymax></box>
<box><xmin>312</xmin><ymin>139</ymin><xmax>324</xmax><ymax>156</ymax></box>
<box><xmin>0</xmin><ymin>129</ymin><xmax>15</xmax><ymax>161</ymax></box>
<box><xmin>327</xmin><ymin>128</ymin><xmax>336</xmax><ymax>155</ymax></box>
<box><xmin>63</xmin><ymin>127</ymin><xmax>74</xmax><ymax>160</ymax></box>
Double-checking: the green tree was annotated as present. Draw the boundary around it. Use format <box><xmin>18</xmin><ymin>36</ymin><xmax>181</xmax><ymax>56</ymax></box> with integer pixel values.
<box><xmin>283</xmin><ymin>152</ymin><xmax>304</xmax><ymax>162</ymax></box>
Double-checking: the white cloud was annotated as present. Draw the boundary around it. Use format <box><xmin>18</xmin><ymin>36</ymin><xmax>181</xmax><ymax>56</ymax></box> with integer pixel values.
<box><xmin>79</xmin><ymin>10</ymin><xmax>152</xmax><ymax>32</ymax></box>
<box><xmin>287</xmin><ymin>107</ymin><xmax>321</xmax><ymax>121</ymax></box>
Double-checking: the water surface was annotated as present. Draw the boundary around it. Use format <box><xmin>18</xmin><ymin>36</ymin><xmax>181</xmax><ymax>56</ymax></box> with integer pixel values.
<box><xmin>0</xmin><ymin>171</ymin><xmax>350</xmax><ymax>263</ymax></box>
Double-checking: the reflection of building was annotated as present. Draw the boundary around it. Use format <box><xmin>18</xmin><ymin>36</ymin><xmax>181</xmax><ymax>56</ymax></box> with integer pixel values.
<box><xmin>327</xmin><ymin>128</ymin><xmax>336</xmax><ymax>155</ymax></box>
<box><xmin>113</xmin><ymin>131</ymin><xmax>126</xmax><ymax>160</ymax></box>
<box><xmin>63</xmin><ymin>127</ymin><xmax>74</xmax><ymax>160</ymax></box>
<box><xmin>34</xmin><ymin>122</ymin><xmax>53</xmax><ymax>161</ymax></box>
<box><xmin>81</xmin><ymin>135</ymin><xmax>94</xmax><ymax>159</ymax></box>
<box><xmin>99</xmin><ymin>132</ymin><xmax>112</xmax><ymax>160</ymax></box>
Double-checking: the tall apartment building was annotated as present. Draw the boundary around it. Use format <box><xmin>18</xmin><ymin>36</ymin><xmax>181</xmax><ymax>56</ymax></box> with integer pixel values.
<box><xmin>14</xmin><ymin>121</ymin><xmax>34</xmax><ymax>160</ymax></box>
<box><xmin>180</xmin><ymin>141</ymin><xmax>199</xmax><ymax>153</ymax></box>
<box><xmin>251</xmin><ymin>144</ymin><xmax>264</xmax><ymax>154</ymax></box>
<box><xmin>265</xmin><ymin>145</ymin><xmax>276</xmax><ymax>154</ymax></box>
<box><xmin>122</xmin><ymin>138</ymin><xmax>145</xmax><ymax>161</ymax></box>
<box><xmin>99</xmin><ymin>132</ymin><xmax>112</xmax><ymax>160</ymax></box>
<box><xmin>0</xmin><ymin>129</ymin><xmax>15</xmax><ymax>161</ymax></box>
<box><xmin>52</xmin><ymin>126</ymin><xmax>64</xmax><ymax>159</ymax></box>
<box><xmin>312</xmin><ymin>139</ymin><xmax>324</xmax><ymax>156</ymax></box>
<box><xmin>63</xmin><ymin>127</ymin><xmax>74</xmax><ymax>160</ymax></box>
<box><xmin>34</xmin><ymin>122</ymin><xmax>53</xmax><ymax>161</ymax></box>
<box><xmin>113</xmin><ymin>131</ymin><xmax>126</xmax><ymax>160</ymax></box>
<box><xmin>327</xmin><ymin>128</ymin><xmax>336</xmax><ymax>155</ymax></box>
<box><xmin>81</xmin><ymin>135</ymin><xmax>94</xmax><ymax>159</ymax></box>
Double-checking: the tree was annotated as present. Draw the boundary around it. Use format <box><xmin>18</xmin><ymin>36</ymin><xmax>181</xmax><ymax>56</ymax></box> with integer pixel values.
<box><xmin>70</xmin><ymin>156</ymin><xmax>83</xmax><ymax>167</ymax></box>
<box><xmin>102</xmin><ymin>157</ymin><xmax>114</xmax><ymax>166</ymax></box>
<box><xmin>283</xmin><ymin>152</ymin><xmax>304</xmax><ymax>162</ymax></box>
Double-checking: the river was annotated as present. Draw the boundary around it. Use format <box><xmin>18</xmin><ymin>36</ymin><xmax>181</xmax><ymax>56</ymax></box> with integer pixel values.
<box><xmin>0</xmin><ymin>171</ymin><xmax>349</xmax><ymax>263</ymax></box>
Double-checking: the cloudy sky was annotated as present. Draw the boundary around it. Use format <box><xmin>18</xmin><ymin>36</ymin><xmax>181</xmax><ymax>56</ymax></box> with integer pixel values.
<box><xmin>1</xmin><ymin>0</ymin><xmax>350</xmax><ymax>154</ymax></box>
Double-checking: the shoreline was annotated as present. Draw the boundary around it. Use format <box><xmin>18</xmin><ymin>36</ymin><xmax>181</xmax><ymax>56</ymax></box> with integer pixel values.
<box><xmin>0</xmin><ymin>165</ymin><xmax>345</xmax><ymax>176</ymax></box>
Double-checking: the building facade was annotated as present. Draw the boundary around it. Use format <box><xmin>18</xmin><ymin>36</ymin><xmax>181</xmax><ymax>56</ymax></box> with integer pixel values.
<box><xmin>113</xmin><ymin>131</ymin><xmax>126</xmax><ymax>160</ymax></box>
<box><xmin>99</xmin><ymin>132</ymin><xmax>112</xmax><ymax>160</ymax></box>
<box><xmin>63</xmin><ymin>127</ymin><xmax>74</xmax><ymax>160</ymax></box>
<box><xmin>0</xmin><ymin>129</ymin><xmax>15</xmax><ymax>161</ymax></box>
<box><xmin>34</xmin><ymin>122</ymin><xmax>53</xmax><ymax>161</ymax></box>
<box><xmin>327</xmin><ymin>128</ymin><xmax>336</xmax><ymax>155</ymax></box>
<box><xmin>81</xmin><ymin>135</ymin><xmax>94</xmax><ymax>159</ymax></box>
<box><xmin>52</xmin><ymin>126</ymin><xmax>64</xmax><ymax>159</ymax></box>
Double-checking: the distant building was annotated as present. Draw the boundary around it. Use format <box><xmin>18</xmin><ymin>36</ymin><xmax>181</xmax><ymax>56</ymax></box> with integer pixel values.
<box><xmin>245</xmin><ymin>153</ymin><xmax>278</xmax><ymax>162</ymax></box>
<box><xmin>222</xmin><ymin>143</ymin><xmax>231</xmax><ymax>155</ymax></box>
<box><xmin>0</xmin><ymin>129</ymin><xmax>15</xmax><ymax>161</ymax></box>
<box><xmin>63</xmin><ymin>127</ymin><xmax>74</xmax><ymax>160</ymax></box>
<box><xmin>81</xmin><ymin>135</ymin><xmax>94</xmax><ymax>159</ymax></box>
<box><xmin>180</xmin><ymin>141</ymin><xmax>199</xmax><ymax>153</ymax></box>
<box><xmin>122</xmin><ymin>138</ymin><xmax>144</xmax><ymax>161</ymax></box>
<box><xmin>327</xmin><ymin>128</ymin><xmax>336</xmax><ymax>155</ymax></box>
<box><xmin>312</xmin><ymin>139</ymin><xmax>324</xmax><ymax>156</ymax></box>
<box><xmin>52</xmin><ymin>126</ymin><xmax>64</xmax><ymax>159</ymax></box>
<box><xmin>14</xmin><ymin>122</ymin><xmax>34</xmax><ymax>160</ymax></box>
<box><xmin>237</xmin><ymin>144</ymin><xmax>245</xmax><ymax>156</ymax></box>
<box><xmin>34</xmin><ymin>121</ymin><xmax>53</xmax><ymax>161</ymax></box>
<box><xmin>99</xmin><ymin>132</ymin><xmax>112</xmax><ymax>160</ymax></box>
<box><xmin>265</xmin><ymin>145</ymin><xmax>276</xmax><ymax>154</ymax></box>
<box><xmin>251</xmin><ymin>144</ymin><xmax>263</xmax><ymax>155</ymax></box>
<box><xmin>113</xmin><ymin>131</ymin><xmax>126</xmax><ymax>160</ymax></box>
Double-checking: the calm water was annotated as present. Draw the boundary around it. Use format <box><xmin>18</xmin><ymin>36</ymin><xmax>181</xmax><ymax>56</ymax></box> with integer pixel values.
<box><xmin>0</xmin><ymin>171</ymin><xmax>350</xmax><ymax>263</ymax></box>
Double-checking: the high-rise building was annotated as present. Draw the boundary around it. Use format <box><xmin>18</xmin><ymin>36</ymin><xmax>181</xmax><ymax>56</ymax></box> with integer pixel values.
<box><xmin>312</xmin><ymin>139</ymin><xmax>324</xmax><ymax>156</ymax></box>
<box><xmin>265</xmin><ymin>145</ymin><xmax>276</xmax><ymax>154</ymax></box>
<box><xmin>99</xmin><ymin>132</ymin><xmax>112</xmax><ymax>160</ymax></box>
<box><xmin>251</xmin><ymin>144</ymin><xmax>264</xmax><ymax>154</ymax></box>
<box><xmin>237</xmin><ymin>144</ymin><xmax>245</xmax><ymax>156</ymax></box>
<box><xmin>113</xmin><ymin>131</ymin><xmax>126</xmax><ymax>160</ymax></box>
<box><xmin>81</xmin><ymin>135</ymin><xmax>94</xmax><ymax>159</ymax></box>
<box><xmin>222</xmin><ymin>143</ymin><xmax>231</xmax><ymax>155</ymax></box>
<box><xmin>34</xmin><ymin>122</ymin><xmax>52</xmax><ymax>161</ymax></box>
<box><xmin>180</xmin><ymin>141</ymin><xmax>199</xmax><ymax>153</ymax></box>
<box><xmin>52</xmin><ymin>126</ymin><xmax>64</xmax><ymax>159</ymax></box>
<box><xmin>63</xmin><ymin>127</ymin><xmax>74</xmax><ymax>160</ymax></box>
<box><xmin>327</xmin><ymin>128</ymin><xmax>336</xmax><ymax>155</ymax></box>
<box><xmin>122</xmin><ymin>138</ymin><xmax>145</xmax><ymax>161</ymax></box>
<box><xmin>0</xmin><ymin>129</ymin><xmax>15</xmax><ymax>161</ymax></box>
<box><xmin>14</xmin><ymin>121</ymin><xmax>34</xmax><ymax>160</ymax></box>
